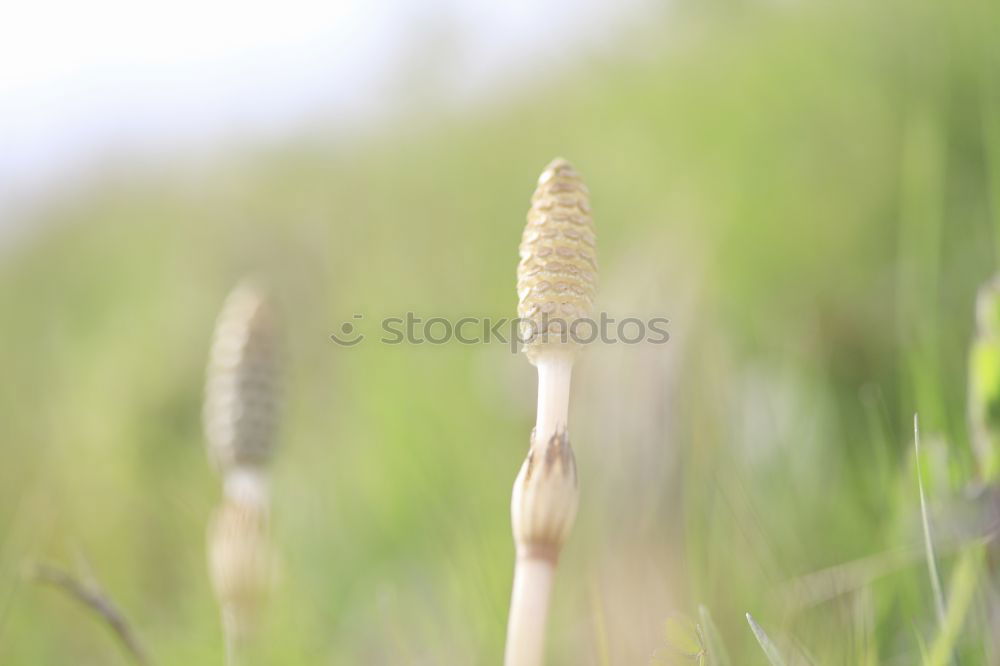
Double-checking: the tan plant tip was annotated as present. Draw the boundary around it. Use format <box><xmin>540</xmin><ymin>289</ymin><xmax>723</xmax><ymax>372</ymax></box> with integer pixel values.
<box><xmin>204</xmin><ymin>281</ymin><xmax>281</xmax><ymax>474</ymax></box>
<box><xmin>518</xmin><ymin>158</ymin><xmax>597</xmax><ymax>362</ymax></box>
<box><xmin>510</xmin><ymin>430</ymin><xmax>579</xmax><ymax>561</ymax></box>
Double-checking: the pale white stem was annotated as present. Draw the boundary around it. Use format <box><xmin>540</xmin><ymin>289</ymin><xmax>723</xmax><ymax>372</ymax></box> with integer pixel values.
<box><xmin>222</xmin><ymin>602</ymin><xmax>261</xmax><ymax>666</ymax></box>
<box><xmin>533</xmin><ymin>353</ymin><xmax>574</xmax><ymax>448</ymax></box>
<box><xmin>505</xmin><ymin>350</ymin><xmax>576</xmax><ymax>666</ymax></box>
<box><xmin>222</xmin><ymin>605</ymin><xmax>245</xmax><ymax>666</ymax></box>
<box><xmin>216</xmin><ymin>467</ymin><xmax>269</xmax><ymax>666</ymax></box>
<box><xmin>503</xmin><ymin>556</ymin><xmax>556</xmax><ymax>666</ymax></box>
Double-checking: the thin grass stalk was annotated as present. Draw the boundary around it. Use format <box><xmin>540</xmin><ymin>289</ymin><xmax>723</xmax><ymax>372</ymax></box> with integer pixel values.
<box><xmin>504</xmin><ymin>159</ymin><xmax>596</xmax><ymax>666</ymax></box>
<box><xmin>914</xmin><ymin>414</ymin><xmax>947</xmax><ymax>628</ymax></box>
<box><xmin>26</xmin><ymin>561</ymin><xmax>149</xmax><ymax>666</ymax></box>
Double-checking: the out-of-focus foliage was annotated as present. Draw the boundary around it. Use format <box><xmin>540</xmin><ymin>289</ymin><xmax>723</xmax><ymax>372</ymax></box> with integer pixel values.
<box><xmin>2</xmin><ymin>0</ymin><xmax>1000</xmax><ymax>663</ymax></box>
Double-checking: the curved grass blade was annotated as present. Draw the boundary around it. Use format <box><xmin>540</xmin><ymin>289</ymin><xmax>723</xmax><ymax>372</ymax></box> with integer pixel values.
<box><xmin>745</xmin><ymin>613</ymin><xmax>788</xmax><ymax>666</ymax></box>
<box><xmin>928</xmin><ymin>545</ymin><xmax>986</xmax><ymax>666</ymax></box>
<box><xmin>914</xmin><ymin>414</ymin><xmax>947</xmax><ymax>627</ymax></box>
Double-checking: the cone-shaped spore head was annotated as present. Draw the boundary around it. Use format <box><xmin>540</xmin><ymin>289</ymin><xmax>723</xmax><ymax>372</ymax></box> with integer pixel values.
<box><xmin>517</xmin><ymin>158</ymin><xmax>597</xmax><ymax>364</ymax></box>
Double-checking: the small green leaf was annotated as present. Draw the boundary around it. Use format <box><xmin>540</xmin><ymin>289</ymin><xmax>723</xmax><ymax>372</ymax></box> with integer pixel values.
<box><xmin>663</xmin><ymin>614</ymin><xmax>704</xmax><ymax>660</ymax></box>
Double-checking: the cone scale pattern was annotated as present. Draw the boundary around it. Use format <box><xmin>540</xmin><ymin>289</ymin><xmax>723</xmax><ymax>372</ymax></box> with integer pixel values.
<box><xmin>517</xmin><ymin>158</ymin><xmax>597</xmax><ymax>362</ymax></box>
<box><xmin>203</xmin><ymin>283</ymin><xmax>280</xmax><ymax>474</ymax></box>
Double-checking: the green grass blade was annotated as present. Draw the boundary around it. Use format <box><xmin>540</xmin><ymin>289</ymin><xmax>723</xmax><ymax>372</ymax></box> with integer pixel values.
<box><xmin>745</xmin><ymin>613</ymin><xmax>788</xmax><ymax>666</ymax></box>
<box><xmin>914</xmin><ymin>414</ymin><xmax>947</xmax><ymax>627</ymax></box>
<box><xmin>915</xmin><ymin>625</ymin><xmax>930</xmax><ymax>665</ymax></box>
<box><xmin>928</xmin><ymin>545</ymin><xmax>986</xmax><ymax>666</ymax></box>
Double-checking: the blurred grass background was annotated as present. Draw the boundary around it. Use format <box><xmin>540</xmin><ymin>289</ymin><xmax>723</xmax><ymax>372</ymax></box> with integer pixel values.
<box><xmin>2</xmin><ymin>0</ymin><xmax>1000</xmax><ymax>663</ymax></box>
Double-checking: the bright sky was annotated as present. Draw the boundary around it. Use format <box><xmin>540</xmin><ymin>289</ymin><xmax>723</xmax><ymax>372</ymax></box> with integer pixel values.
<box><xmin>0</xmin><ymin>0</ymin><xmax>648</xmax><ymax>223</ymax></box>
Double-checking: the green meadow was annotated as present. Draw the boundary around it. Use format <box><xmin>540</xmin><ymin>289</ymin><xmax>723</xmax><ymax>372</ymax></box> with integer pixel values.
<box><xmin>2</xmin><ymin>1</ymin><xmax>1000</xmax><ymax>663</ymax></box>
